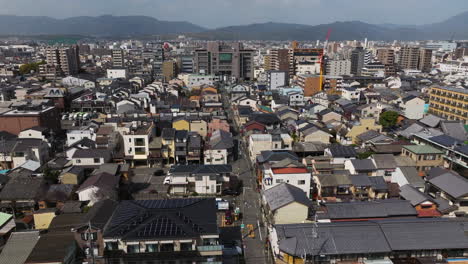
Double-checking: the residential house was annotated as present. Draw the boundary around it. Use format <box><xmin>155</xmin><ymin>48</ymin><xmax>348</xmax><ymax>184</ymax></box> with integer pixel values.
<box><xmin>357</xmin><ymin>103</ymin><xmax>382</xmax><ymax>119</ymax></box>
<box><xmin>314</xmin><ymin>172</ymin><xmax>353</xmax><ymax>201</ymax></box>
<box><xmin>102</xmin><ymin>199</ymin><xmax>223</xmax><ymax>263</ymax></box>
<box><xmin>318</xmin><ymin>109</ymin><xmax>342</xmax><ymax>123</ymax></box>
<box><xmin>161</xmin><ymin>128</ymin><xmax>176</xmax><ymax>164</ymax></box>
<box><xmin>10</xmin><ymin>138</ymin><xmax>50</xmax><ymax>168</ymax></box>
<box><xmin>18</xmin><ymin>127</ymin><xmax>50</xmax><ymax>142</ymax></box>
<box><xmin>168</xmin><ymin>165</ymin><xmax>232</xmax><ymax>195</ymax></box>
<box><xmin>67</xmin><ymin>129</ymin><xmax>96</xmax><ymax>147</ymax></box>
<box><xmin>426</xmin><ymin>171</ymin><xmax>468</xmax><ymax>215</ymax></box>
<box><xmin>399</xmin><ymin>184</ymin><xmax>441</xmax><ymax>217</ymax></box>
<box><xmin>72</xmin><ymin>149</ymin><xmax>112</xmax><ymax>167</ymax></box>
<box><xmin>0</xmin><ymin>172</ymin><xmax>47</xmax><ymax>213</ymax></box>
<box><xmin>400</xmin><ymin>95</ymin><xmax>425</xmax><ymax>119</ymax></box>
<box><xmin>248</xmin><ymin>134</ymin><xmax>292</xmax><ymax>161</ymax></box>
<box><xmin>392</xmin><ymin>166</ymin><xmax>425</xmax><ymax>190</ymax></box>
<box><xmin>344</xmin><ymin>159</ymin><xmax>378</xmax><ymax>176</ymax></box>
<box><xmin>249</xmin><ymin>113</ymin><xmax>281</xmax><ymax>130</ymax></box>
<box><xmin>401</xmin><ymin>145</ymin><xmax>444</xmax><ymax>174</ymax></box>
<box><xmin>298</xmin><ymin>124</ymin><xmax>331</xmax><ymax>144</ymax></box>
<box><xmin>371</xmin><ymin>154</ymin><xmax>398</xmax><ymax>180</ymax></box>
<box><xmin>73</xmin><ymin>199</ymin><xmax>118</xmax><ymax>263</ymax></box>
<box><xmin>208</xmin><ymin>118</ymin><xmax>230</xmax><ymax>134</ymax></box>
<box><xmin>172</xmin><ymin>118</ymin><xmax>190</xmax><ymax>131</ymax></box>
<box><xmin>122</xmin><ymin>122</ymin><xmax>154</xmax><ymax>167</ymax></box>
<box><xmin>262</xmin><ymin>183</ymin><xmax>312</xmax><ymax>225</ymax></box>
<box><xmin>262</xmin><ymin>158</ymin><xmax>312</xmax><ymax>197</ymax></box>
<box><xmin>187</xmin><ymin>133</ymin><xmax>202</xmax><ymax>164</ymax></box>
<box><xmin>242</xmin><ymin>121</ymin><xmax>266</xmax><ymax>136</ymax></box>
<box><xmin>270</xmin><ymin>219</ymin><xmax>468</xmax><ymax>264</ymax></box>
<box><xmin>205</xmin><ymin>130</ymin><xmax>234</xmax><ymax>165</ymax></box>
<box><xmin>25</xmin><ymin>214</ymin><xmax>85</xmax><ymax>264</ymax></box>
<box><xmin>345</xmin><ymin>119</ymin><xmax>383</xmax><ymax>144</ymax></box>
<box><xmin>0</xmin><ymin>231</ymin><xmax>40</xmax><ymax>264</ymax></box>
<box><xmin>324</xmin><ymin>144</ymin><xmax>357</xmax><ymax>164</ymax></box>
<box><xmin>76</xmin><ymin>172</ymin><xmax>120</xmax><ymax>204</ymax></box>
<box><xmin>190</xmin><ymin>119</ymin><xmax>208</xmax><ymax>138</ymax></box>
<box><xmin>59</xmin><ymin>166</ymin><xmax>85</xmax><ymax>185</ymax></box>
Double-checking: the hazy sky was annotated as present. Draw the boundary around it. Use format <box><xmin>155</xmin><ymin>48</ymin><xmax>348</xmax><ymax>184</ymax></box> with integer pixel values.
<box><xmin>1</xmin><ymin>0</ymin><xmax>468</xmax><ymax>28</ymax></box>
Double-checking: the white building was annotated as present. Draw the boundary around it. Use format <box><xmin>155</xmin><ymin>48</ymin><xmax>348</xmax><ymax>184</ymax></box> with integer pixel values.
<box><xmin>267</xmin><ymin>71</ymin><xmax>288</xmax><ymax>90</ymax></box>
<box><xmin>107</xmin><ymin>69</ymin><xmax>128</xmax><ymax>79</ymax></box>
<box><xmin>186</xmin><ymin>74</ymin><xmax>220</xmax><ymax>89</ymax></box>
<box><xmin>326</xmin><ymin>60</ymin><xmax>351</xmax><ymax>76</ymax></box>
<box><xmin>67</xmin><ymin>129</ymin><xmax>96</xmax><ymax>147</ymax></box>
<box><xmin>262</xmin><ymin>166</ymin><xmax>312</xmax><ymax>197</ymax></box>
<box><xmin>400</xmin><ymin>96</ymin><xmax>426</xmax><ymax>120</ymax></box>
<box><xmin>122</xmin><ymin>122</ymin><xmax>154</xmax><ymax>166</ymax></box>
<box><xmin>248</xmin><ymin>134</ymin><xmax>292</xmax><ymax>161</ymax></box>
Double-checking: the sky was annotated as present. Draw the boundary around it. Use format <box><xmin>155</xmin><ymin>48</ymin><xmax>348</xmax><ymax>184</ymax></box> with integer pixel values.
<box><xmin>1</xmin><ymin>0</ymin><xmax>468</xmax><ymax>28</ymax></box>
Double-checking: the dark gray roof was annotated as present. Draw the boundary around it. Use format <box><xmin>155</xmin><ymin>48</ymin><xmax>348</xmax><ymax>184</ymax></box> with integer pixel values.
<box><xmin>161</xmin><ymin>128</ymin><xmax>176</xmax><ymax>139</ymax></box>
<box><xmin>170</xmin><ymin>164</ymin><xmax>232</xmax><ymax>175</ymax></box>
<box><xmin>208</xmin><ymin>130</ymin><xmax>234</xmax><ymax>150</ymax></box>
<box><xmin>72</xmin><ymin>149</ymin><xmax>111</xmax><ymax>159</ymax></box>
<box><xmin>429</xmin><ymin>135</ymin><xmax>463</xmax><ymax>148</ymax></box>
<box><xmin>103</xmin><ymin>198</ymin><xmax>218</xmax><ymax>240</ymax></box>
<box><xmin>79</xmin><ymin>199</ymin><xmax>118</xmax><ymax>229</ymax></box>
<box><xmin>0</xmin><ymin>175</ymin><xmax>46</xmax><ymax>201</ymax></box>
<box><xmin>350</xmin><ymin>174</ymin><xmax>372</xmax><ymax>187</ymax></box>
<box><xmin>371</xmin><ymin>154</ymin><xmax>397</xmax><ymax>169</ymax></box>
<box><xmin>356</xmin><ymin>130</ymin><xmax>381</xmax><ymax>142</ymax></box>
<box><xmin>0</xmin><ymin>231</ymin><xmax>40</xmax><ymax>264</ymax></box>
<box><xmin>324</xmin><ymin>200</ymin><xmax>417</xmax><ymax>219</ymax></box>
<box><xmin>275</xmin><ymin>219</ymin><xmax>468</xmax><ymax>257</ymax></box>
<box><xmin>368</xmin><ymin>176</ymin><xmax>388</xmax><ymax>191</ymax></box>
<box><xmin>351</xmin><ymin>159</ymin><xmax>377</xmax><ymax>171</ymax></box>
<box><xmin>328</xmin><ymin>144</ymin><xmax>357</xmax><ymax>158</ymax></box>
<box><xmin>398</xmin><ymin>167</ymin><xmax>425</xmax><ymax>189</ymax></box>
<box><xmin>256</xmin><ymin>151</ymin><xmax>299</xmax><ymax>164</ymax></box>
<box><xmin>428</xmin><ymin>172</ymin><xmax>468</xmax><ymax>199</ymax></box>
<box><xmin>317</xmin><ymin>174</ymin><xmax>352</xmax><ymax>187</ymax></box>
<box><xmin>399</xmin><ymin>184</ymin><xmax>432</xmax><ymax>206</ymax></box>
<box><xmin>419</xmin><ymin>114</ymin><xmax>442</xmax><ymax>128</ymax></box>
<box><xmin>440</xmin><ymin>121</ymin><xmax>467</xmax><ymax>141</ymax></box>
<box><xmin>263</xmin><ymin>183</ymin><xmax>312</xmax><ymax>211</ymax></box>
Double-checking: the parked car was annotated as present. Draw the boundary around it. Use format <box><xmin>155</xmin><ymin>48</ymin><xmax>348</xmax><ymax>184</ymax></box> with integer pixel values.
<box><xmin>222</xmin><ymin>189</ymin><xmax>240</xmax><ymax>196</ymax></box>
<box><xmin>163</xmin><ymin>176</ymin><xmax>171</xmax><ymax>185</ymax></box>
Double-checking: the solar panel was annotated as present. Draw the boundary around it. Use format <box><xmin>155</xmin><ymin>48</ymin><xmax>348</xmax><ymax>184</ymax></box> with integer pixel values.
<box><xmin>137</xmin><ymin>217</ymin><xmax>185</xmax><ymax>237</ymax></box>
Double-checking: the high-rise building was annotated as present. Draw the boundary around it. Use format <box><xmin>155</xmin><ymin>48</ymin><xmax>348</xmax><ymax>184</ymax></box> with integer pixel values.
<box><xmin>325</xmin><ymin>60</ymin><xmax>351</xmax><ymax>76</ymax></box>
<box><xmin>177</xmin><ymin>55</ymin><xmax>194</xmax><ymax>73</ymax></box>
<box><xmin>454</xmin><ymin>47</ymin><xmax>468</xmax><ymax>60</ymax></box>
<box><xmin>194</xmin><ymin>42</ymin><xmax>254</xmax><ymax>80</ymax></box>
<box><xmin>351</xmin><ymin>47</ymin><xmax>365</xmax><ymax>75</ymax></box>
<box><xmin>152</xmin><ymin>46</ymin><xmax>164</xmax><ymax>80</ymax></box>
<box><xmin>112</xmin><ymin>49</ymin><xmax>125</xmax><ymax>68</ymax></box>
<box><xmin>162</xmin><ymin>60</ymin><xmax>178</xmax><ymax>81</ymax></box>
<box><xmin>263</xmin><ymin>54</ymin><xmax>272</xmax><ymax>71</ymax></box>
<box><xmin>270</xmin><ymin>49</ymin><xmax>290</xmax><ymax>73</ymax></box>
<box><xmin>290</xmin><ymin>46</ymin><xmax>323</xmax><ymax>78</ymax></box>
<box><xmin>376</xmin><ymin>49</ymin><xmax>395</xmax><ymax>65</ymax></box>
<box><xmin>42</xmin><ymin>46</ymin><xmax>80</xmax><ymax>77</ymax></box>
<box><xmin>399</xmin><ymin>46</ymin><xmax>420</xmax><ymax>70</ymax></box>
<box><xmin>418</xmin><ymin>48</ymin><xmax>433</xmax><ymax>72</ymax></box>
<box><xmin>364</xmin><ymin>50</ymin><xmax>373</xmax><ymax>65</ymax></box>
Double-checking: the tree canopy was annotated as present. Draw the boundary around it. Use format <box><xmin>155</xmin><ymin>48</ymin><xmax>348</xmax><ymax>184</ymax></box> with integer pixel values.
<box><xmin>379</xmin><ymin>111</ymin><xmax>399</xmax><ymax>128</ymax></box>
<box><xmin>19</xmin><ymin>61</ymin><xmax>45</xmax><ymax>75</ymax></box>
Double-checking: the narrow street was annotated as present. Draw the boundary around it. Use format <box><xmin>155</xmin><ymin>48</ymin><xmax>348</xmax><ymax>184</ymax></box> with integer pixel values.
<box><xmin>221</xmin><ymin>84</ymin><xmax>270</xmax><ymax>264</ymax></box>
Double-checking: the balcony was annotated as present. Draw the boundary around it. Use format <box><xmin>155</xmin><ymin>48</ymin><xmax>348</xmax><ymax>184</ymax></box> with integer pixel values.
<box><xmin>197</xmin><ymin>245</ymin><xmax>223</xmax><ymax>256</ymax></box>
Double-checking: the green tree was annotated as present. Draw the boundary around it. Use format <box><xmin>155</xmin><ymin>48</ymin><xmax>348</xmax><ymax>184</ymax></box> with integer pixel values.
<box><xmin>379</xmin><ymin>111</ymin><xmax>399</xmax><ymax>128</ymax></box>
<box><xmin>43</xmin><ymin>166</ymin><xmax>60</xmax><ymax>184</ymax></box>
<box><xmin>357</xmin><ymin>151</ymin><xmax>375</xmax><ymax>160</ymax></box>
<box><xmin>19</xmin><ymin>61</ymin><xmax>45</xmax><ymax>75</ymax></box>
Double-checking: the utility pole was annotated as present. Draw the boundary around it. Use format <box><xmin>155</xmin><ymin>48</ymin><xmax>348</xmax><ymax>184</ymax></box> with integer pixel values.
<box><xmin>88</xmin><ymin>220</ymin><xmax>95</xmax><ymax>264</ymax></box>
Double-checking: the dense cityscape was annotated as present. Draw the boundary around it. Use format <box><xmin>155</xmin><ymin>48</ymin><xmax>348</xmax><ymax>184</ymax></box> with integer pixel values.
<box><xmin>0</xmin><ymin>4</ymin><xmax>467</xmax><ymax>264</ymax></box>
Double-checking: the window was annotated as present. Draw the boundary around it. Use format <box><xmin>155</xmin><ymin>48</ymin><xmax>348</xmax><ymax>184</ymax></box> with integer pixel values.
<box><xmin>298</xmin><ymin>180</ymin><xmax>306</xmax><ymax>185</ymax></box>
<box><xmin>127</xmin><ymin>244</ymin><xmax>140</xmax><ymax>253</ymax></box>
<box><xmin>384</xmin><ymin>170</ymin><xmax>393</xmax><ymax>176</ymax></box>
<box><xmin>93</xmin><ymin>158</ymin><xmax>100</xmax><ymax>164</ymax></box>
<box><xmin>106</xmin><ymin>242</ymin><xmax>119</xmax><ymax>250</ymax></box>
<box><xmin>76</xmin><ymin>159</ymin><xmax>81</xmax><ymax>164</ymax></box>
<box><xmin>276</xmin><ymin>179</ymin><xmax>284</xmax><ymax>184</ymax></box>
<box><xmin>160</xmin><ymin>243</ymin><xmax>174</xmax><ymax>252</ymax></box>
<box><xmin>146</xmin><ymin>244</ymin><xmax>158</xmax><ymax>252</ymax></box>
<box><xmin>70</xmin><ymin>137</ymin><xmax>75</xmax><ymax>140</ymax></box>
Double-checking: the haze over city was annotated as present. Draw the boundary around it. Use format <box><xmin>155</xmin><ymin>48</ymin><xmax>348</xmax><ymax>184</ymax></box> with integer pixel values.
<box><xmin>1</xmin><ymin>0</ymin><xmax>468</xmax><ymax>27</ymax></box>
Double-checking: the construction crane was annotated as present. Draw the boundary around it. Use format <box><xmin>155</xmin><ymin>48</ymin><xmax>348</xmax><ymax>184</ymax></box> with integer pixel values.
<box><xmin>319</xmin><ymin>29</ymin><xmax>332</xmax><ymax>92</ymax></box>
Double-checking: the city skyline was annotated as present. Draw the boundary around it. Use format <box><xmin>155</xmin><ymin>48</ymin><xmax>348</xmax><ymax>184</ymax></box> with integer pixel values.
<box><xmin>1</xmin><ymin>0</ymin><xmax>468</xmax><ymax>28</ymax></box>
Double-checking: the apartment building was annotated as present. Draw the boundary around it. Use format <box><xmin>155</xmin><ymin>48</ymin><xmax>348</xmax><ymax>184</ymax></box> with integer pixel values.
<box><xmin>399</xmin><ymin>46</ymin><xmax>420</xmax><ymax>70</ymax></box>
<box><xmin>418</xmin><ymin>48</ymin><xmax>433</xmax><ymax>72</ymax></box>
<box><xmin>194</xmin><ymin>42</ymin><xmax>254</xmax><ymax>80</ymax></box>
<box><xmin>41</xmin><ymin>46</ymin><xmax>80</xmax><ymax>77</ymax></box>
<box><xmin>122</xmin><ymin>122</ymin><xmax>154</xmax><ymax>167</ymax></box>
<box><xmin>267</xmin><ymin>71</ymin><xmax>288</xmax><ymax>90</ymax></box>
<box><xmin>298</xmin><ymin>74</ymin><xmax>343</xmax><ymax>96</ymax></box>
<box><xmin>270</xmin><ymin>49</ymin><xmax>290</xmax><ymax>73</ymax></box>
<box><xmin>325</xmin><ymin>60</ymin><xmax>351</xmax><ymax>76</ymax></box>
<box><xmin>428</xmin><ymin>86</ymin><xmax>468</xmax><ymax>122</ymax></box>
<box><xmin>351</xmin><ymin>47</ymin><xmax>365</xmax><ymax>75</ymax></box>
<box><xmin>111</xmin><ymin>49</ymin><xmax>125</xmax><ymax>68</ymax></box>
<box><xmin>402</xmin><ymin>145</ymin><xmax>444</xmax><ymax>174</ymax></box>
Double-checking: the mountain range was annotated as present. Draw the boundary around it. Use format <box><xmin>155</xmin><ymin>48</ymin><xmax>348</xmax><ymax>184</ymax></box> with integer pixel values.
<box><xmin>0</xmin><ymin>12</ymin><xmax>467</xmax><ymax>40</ymax></box>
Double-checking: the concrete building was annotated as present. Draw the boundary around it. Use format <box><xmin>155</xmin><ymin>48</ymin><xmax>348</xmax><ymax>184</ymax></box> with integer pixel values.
<box><xmin>418</xmin><ymin>48</ymin><xmax>433</xmax><ymax>72</ymax></box>
<box><xmin>428</xmin><ymin>86</ymin><xmax>468</xmax><ymax>122</ymax></box>
<box><xmin>270</xmin><ymin>49</ymin><xmax>290</xmax><ymax>73</ymax></box>
<box><xmin>107</xmin><ymin>69</ymin><xmax>127</xmax><ymax>79</ymax></box>
<box><xmin>268</xmin><ymin>71</ymin><xmax>288</xmax><ymax>90</ymax></box>
<box><xmin>111</xmin><ymin>49</ymin><xmax>125</xmax><ymax>68</ymax></box>
<box><xmin>41</xmin><ymin>46</ymin><xmax>80</xmax><ymax>77</ymax></box>
<box><xmin>194</xmin><ymin>42</ymin><xmax>254</xmax><ymax>80</ymax></box>
<box><xmin>325</xmin><ymin>60</ymin><xmax>351</xmax><ymax>76</ymax></box>
<box><xmin>290</xmin><ymin>46</ymin><xmax>323</xmax><ymax>77</ymax></box>
<box><xmin>376</xmin><ymin>48</ymin><xmax>395</xmax><ymax>65</ymax></box>
<box><xmin>399</xmin><ymin>46</ymin><xmax>420</xmax><ymax>70</ymax></box>
<box><xmin>351</xmin><ymin>47</ymin><xmax>365</xmax><ymax>75</ymax></box>
<box><xmin>162</xmin><ymin>60</ymin><xmax>178</xmax><ymax>81</ymax></box>
<box><xmin>298</xmin><ymin>74</ymin><xmax>343</xmax><ymax>96</ymax></box>
<box><xmin>177</xmin><ymin>55</ymin><xmax>194</xmax><ymax>73</ymax></box>
<box><xmin>122</xmin><ymin>122</ymin><xmax>155</xmax><ymax>167</ymax></box>
<box><xmin>402</xmin><ymin>145</ymin><xmax>444</xmax><ymax>174</ymax></box>
<box><xmin>152</xmin><ymin>45</ymin><xmax>164</xmax><ymax>80</ymax></box>
<box><xmin>0</xmin><ymin>106</ymin><xmax>60</xmax><ymax>135</ymax></box>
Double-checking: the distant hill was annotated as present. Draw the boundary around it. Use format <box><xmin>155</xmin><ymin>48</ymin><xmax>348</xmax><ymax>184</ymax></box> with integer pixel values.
<box><xmin>0</xmin><ymin>15</ymin><xmax>206</xmax><ymax>36</ymax></box>
<box><xmin>1</xmin><ymin>11</ymin><xmax>468</xmax><ymax>40</ymax></box>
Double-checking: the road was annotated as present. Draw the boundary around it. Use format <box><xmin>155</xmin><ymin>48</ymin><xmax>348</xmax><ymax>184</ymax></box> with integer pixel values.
<box><xmin>221</xmin><ymin>84</ymin><xmax>270</xmax><ymax>264</ymax></box>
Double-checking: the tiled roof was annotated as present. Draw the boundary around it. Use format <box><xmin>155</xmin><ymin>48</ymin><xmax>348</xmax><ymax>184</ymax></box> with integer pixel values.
<box><xmin>272</xmin><ymin>168</ymin><xmax>308</xmax><ymax>174</ymax></box>
<box><xmin>403</xmin><ymin>145</ymin><xmax>444</xmax><ymax>154</ymax></box>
